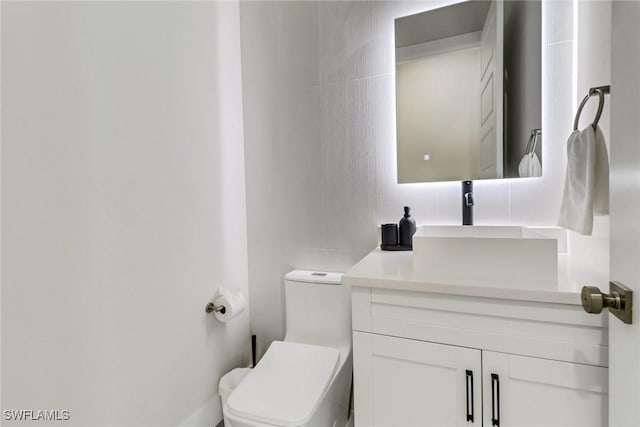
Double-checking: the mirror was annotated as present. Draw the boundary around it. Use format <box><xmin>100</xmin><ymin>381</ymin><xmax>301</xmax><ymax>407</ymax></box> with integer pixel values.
<box><xmin>395</xmin><ymin>0</ymin><xmax>542</xmax><ymax>183</ymax></box>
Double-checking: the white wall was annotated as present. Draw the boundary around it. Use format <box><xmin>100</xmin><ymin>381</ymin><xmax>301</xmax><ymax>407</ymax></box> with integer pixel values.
<box><xmin>504</xmin><ymin>0</ymin><xmax>542</xmax><ymax>177</ymax></box>
<box><xmin>1</xmin><ymin>2</ymin><xmax>249</xmax><ymax>426</ymax></box>
<box><xmin>396</xmin><ymin>48</ymin><xmax>481</xmax><ymax>183</ymax></box>
<box><xmin>565</xmin><ymin>0</ymin><xmax>611</xmax><ymax>284</ymax></box>
<box><xmin>240</xmin><ymin>0</ymin><xmax>577</xmax><ymax>356</ymax></box>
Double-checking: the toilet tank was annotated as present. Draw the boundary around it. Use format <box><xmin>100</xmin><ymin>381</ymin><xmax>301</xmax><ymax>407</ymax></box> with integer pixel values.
<box><xmin>284</xmin><ymin>270</ymin><xmax>351</xmax><ymax>351</ymax></box>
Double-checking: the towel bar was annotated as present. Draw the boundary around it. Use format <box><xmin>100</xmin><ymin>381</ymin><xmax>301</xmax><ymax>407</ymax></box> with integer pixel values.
<box><xmin>573</xmin><ymin>85</ymin><xmax>611</xmax><ymax>131</ymax></box>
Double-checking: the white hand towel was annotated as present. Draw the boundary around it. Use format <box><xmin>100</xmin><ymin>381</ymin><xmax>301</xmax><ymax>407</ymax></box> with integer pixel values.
<box><xmin>518</xmin><ymin>152</ymin><xmax>542</xmax><ymax>178</ymax></box>
<box><xmin>558</xmin><ymin>125</ymin><xmax>609</xmax><ymax>235</ymax></box>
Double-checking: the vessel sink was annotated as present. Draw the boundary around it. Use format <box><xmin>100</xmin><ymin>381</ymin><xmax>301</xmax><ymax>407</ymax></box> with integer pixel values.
<box><xmin>412</xmin><ymin>226</ymin><xmax>559</xmax><ymax>288</ymax></box>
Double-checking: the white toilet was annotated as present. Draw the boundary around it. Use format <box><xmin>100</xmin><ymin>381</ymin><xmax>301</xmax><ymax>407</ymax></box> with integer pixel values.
<box><xmin>223</xmin><ymin>270</ymin><xmax>352</xmax><ymax>427</ymax></box>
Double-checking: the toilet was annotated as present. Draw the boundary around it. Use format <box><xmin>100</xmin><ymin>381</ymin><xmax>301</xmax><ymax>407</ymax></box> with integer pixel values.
<box><xmin>223</xmin><ymin>270</ymin><xmax>352</xmax><ymax>427</ymax></box>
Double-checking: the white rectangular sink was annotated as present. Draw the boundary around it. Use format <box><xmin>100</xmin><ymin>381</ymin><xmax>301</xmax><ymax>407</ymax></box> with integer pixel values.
<box><xmin>412</xmin><ymin>226</ymin><xmax>559</xmax><ymax>289</ymax></box>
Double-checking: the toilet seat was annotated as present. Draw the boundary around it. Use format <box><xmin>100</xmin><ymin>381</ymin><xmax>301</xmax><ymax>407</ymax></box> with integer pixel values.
<box><xmin>226</xmin><ymin>341</ymin><xmax>340</xmax><ymax>427</ymax></box>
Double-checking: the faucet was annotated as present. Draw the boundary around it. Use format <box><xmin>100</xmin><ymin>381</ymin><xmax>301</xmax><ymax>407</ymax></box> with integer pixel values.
<box><xmin>462</xmin><ymin>180</ymin><xmax>473</xmax><ymax>226</ymax></box>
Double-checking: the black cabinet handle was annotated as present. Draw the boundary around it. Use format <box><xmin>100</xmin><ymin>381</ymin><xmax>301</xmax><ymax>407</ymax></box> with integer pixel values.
<box><xmin>491</xmin><ymin>373</ymin><xmax>500</xmax><ymax>426</ymax></box>
<box><xmin>465</xmin><ymin>370</ymin><xmax>474</xmax><ymax>422</ymax></box>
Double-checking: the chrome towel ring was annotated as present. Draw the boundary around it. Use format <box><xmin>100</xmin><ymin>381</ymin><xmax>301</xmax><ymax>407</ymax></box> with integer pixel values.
<box><xmin>573</xmin><ymin>85</ymin><xmax>611</xmax><ymax>131</ymax></box>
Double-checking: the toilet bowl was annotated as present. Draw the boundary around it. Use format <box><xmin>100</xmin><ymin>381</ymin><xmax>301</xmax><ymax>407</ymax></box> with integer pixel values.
<box><xmin>223</xmin><ymin>270</ymin><xmax>352</xmax><ymax>427</ymax></box>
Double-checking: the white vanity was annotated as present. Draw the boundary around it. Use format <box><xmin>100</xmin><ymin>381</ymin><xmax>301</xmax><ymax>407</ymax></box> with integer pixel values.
<box><xmin>345</xmin><ymin>226</ymin><xmax>608</xmax><ymax>427</ymax></box>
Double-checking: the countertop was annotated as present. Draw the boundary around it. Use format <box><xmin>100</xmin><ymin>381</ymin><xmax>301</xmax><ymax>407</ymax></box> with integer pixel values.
<box><xmin>344</xmin><ymin>248</ymin><xmax>610</xmax><ymax>305</ymax></box>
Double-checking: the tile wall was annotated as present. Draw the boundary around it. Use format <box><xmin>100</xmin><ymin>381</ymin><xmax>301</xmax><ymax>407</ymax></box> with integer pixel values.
<box><xmin>239</xmin><ymin>0</ymin><xmax>604</xmax><ymax>354</ymax></box>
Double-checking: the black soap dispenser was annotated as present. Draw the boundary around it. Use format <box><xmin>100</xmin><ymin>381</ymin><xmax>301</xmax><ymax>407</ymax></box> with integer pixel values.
<box><xmin>399</xmin><ymin>206</ymin><xmax>416</xmax><ymax>248</ymax></box>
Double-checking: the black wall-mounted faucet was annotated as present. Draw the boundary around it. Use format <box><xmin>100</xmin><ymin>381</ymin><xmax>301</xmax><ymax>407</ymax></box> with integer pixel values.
<box><xmin>462</xmin><ymin>180</ymin><xmax>474</xmax><ymax>226</ymax></box>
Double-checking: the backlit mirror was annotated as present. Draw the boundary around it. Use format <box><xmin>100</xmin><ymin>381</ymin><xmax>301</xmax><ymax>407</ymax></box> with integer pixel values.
<box><xmin>395</xmin><ymin>0</ymin><xmax>542</xmax><ymax>183</ymax></box>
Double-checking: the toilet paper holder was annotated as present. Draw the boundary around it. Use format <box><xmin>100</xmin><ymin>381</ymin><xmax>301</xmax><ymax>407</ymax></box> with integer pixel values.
<box><xmin>205</xmin><ymin>288</ymin><xmax>246</xmax><ymax>322</ymax></box>
<box><xmin>205</xmin><ymin>302</ymin><xmax>226</xmax><ymax>314</ymax></box>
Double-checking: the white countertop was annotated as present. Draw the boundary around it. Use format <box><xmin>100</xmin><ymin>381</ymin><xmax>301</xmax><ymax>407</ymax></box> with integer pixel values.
<box><xmin>344</xmin><ymin>248</ymin><xmax>610</xmax><ymax>305</ymax></box>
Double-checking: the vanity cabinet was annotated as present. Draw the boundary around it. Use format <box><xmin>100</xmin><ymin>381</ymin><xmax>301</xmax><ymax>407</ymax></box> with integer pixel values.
<box><xmin>481</xmin><ymin>351</ymin><xmax>607</xmax><ymax>427</ymax></box>
<box><xmin>353</xmin><ymin>332</ymin><xmax>481</xmax><ymax>426</ymax></box>
<box><xmin>351</xmin><ymin>287</ymin><xmax>609</xmax><ymax>427</ymax></box>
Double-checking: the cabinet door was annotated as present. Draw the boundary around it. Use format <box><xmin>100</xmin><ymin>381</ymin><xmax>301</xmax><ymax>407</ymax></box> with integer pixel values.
<box><xmin>482</xmin><ymin>351</ymin><xmax>608</xmax><ymax>427</ymax></box>
<box><xmin>353</xmin><ymin>332</ymin><xmax>481</xmax><ymax>427</ymax></box>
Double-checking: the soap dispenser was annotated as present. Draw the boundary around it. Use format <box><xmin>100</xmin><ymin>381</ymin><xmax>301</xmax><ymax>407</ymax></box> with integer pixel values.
<box><xmin>399</xmin><ymin>206</ymin><xmax>416</xmax><ymax>248</ymax></box>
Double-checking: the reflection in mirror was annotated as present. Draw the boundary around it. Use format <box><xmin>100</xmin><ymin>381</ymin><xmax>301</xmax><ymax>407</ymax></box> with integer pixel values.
<box><xmin>395</xmin><ymin>0</ymin><xmax>541</xmax><ymax>184</ymax></box>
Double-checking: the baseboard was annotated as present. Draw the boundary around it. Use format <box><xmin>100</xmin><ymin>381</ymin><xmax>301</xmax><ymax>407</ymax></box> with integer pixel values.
<box><xmin>179</xmin><ymin>395</ymin><xmax>222</xmax><ymax>427</ymax></box>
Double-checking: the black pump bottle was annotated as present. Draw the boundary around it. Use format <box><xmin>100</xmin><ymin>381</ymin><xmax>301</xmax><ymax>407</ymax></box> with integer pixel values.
<box><xmin>399</xmin><ymin>206</ymin><xmax>416</xmax><ymax>248</ymax></box>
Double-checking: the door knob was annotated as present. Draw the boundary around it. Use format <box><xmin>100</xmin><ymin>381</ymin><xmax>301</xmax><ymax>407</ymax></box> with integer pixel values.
<box><xmin>581</xmin><ymin>286</ymin><xmax>621</xmax><ymax>313</ymax></box>
<box><xmin>581</xmin><ymin>281</ymin><xmax>633</xmax><ymax>324</ymax></box>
